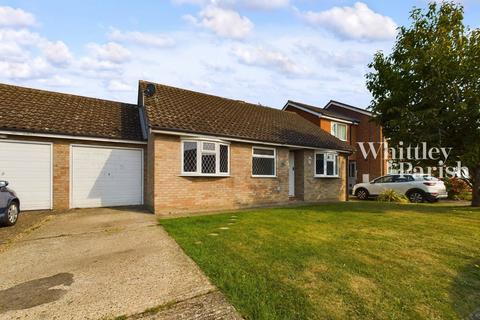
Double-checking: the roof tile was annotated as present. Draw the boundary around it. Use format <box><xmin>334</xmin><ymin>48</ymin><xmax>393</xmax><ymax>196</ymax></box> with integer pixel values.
<box><xmin>0</xmin><ymin>83</ymin><xmax>144</xmax><ymax>141</ymax></box>
<box><xmin>141</xmin><ymin>81</ymin><xmax>352</xmax><ymax>151</ymax></box>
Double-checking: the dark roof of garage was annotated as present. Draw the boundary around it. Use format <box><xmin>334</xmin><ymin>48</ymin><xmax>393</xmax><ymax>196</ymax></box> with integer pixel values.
<box><xmin>140</xmin><ymin>81</ymin><xmax>352</xmax><ymax>151</ymax></box>
<box><xmin>0</xmin><ymin>83</ymin><xmax>144</xmax><ymax>141</ymax></box>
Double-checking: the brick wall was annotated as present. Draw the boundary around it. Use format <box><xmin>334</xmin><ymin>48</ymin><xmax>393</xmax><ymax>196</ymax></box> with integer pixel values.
<box><xmin>326</xmin><ymin>105</ymin><xmax>387</xmax><ymax>181</ymax></box>
<box><xmin>294</xmin><ymin>150</ymin><xmax>305</xmax><ymax>200</ymax></box>
<box><xmin>303</xmin><ymin>151</ymin><xmax>348</xmax><ymax>201</ymax></box>
<box><xmin>150</xmin><ymin>134</ymin><xmax>347</xmax><ymax>215</ymax></box>
<box><xmin>1</xmin><ymin>134</ymin><xmax>146</xmax><ymax>211</ymax></box>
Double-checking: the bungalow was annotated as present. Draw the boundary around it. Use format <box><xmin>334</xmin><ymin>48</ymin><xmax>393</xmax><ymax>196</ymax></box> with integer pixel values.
<box><xmin>0</xmin><ymin>81</ymin><xmax>352</xmax><ymax>215</ymax></box>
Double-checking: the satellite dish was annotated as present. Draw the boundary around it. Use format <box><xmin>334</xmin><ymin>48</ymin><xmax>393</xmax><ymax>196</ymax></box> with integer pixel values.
<box><xmin>144</xmin><ymin>83</ymin><xmax>156</xmax><ymax>97</ymax></box>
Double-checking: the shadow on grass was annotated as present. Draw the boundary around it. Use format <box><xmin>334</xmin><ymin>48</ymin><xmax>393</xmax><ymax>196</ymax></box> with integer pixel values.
<box><xmin>450</xmin><ymin>259</ymin><xmax>480</xmax><ymax>319</ymax></box>
<box><xmin>293</xmin><ymin>201</ymin><xmax>475</xmax><ymax>215</ymax></box>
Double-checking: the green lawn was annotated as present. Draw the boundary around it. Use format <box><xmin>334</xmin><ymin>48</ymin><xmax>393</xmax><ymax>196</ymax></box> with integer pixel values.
<box><xmin>159</xmin><ymin>202</ymin><xmax>480</xmax><ymax>320</ymax></box>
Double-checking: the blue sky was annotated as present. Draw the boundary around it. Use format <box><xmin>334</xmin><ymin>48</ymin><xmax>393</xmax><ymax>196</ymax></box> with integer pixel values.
<box><xmin>1</xmin><ymin>0</ymin><xmax>479</xmax><ymax>109</ymax></box>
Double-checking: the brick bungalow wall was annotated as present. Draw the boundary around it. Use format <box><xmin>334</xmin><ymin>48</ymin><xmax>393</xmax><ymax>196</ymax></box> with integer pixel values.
<box><xmin>1</xmin><ymin>135</ymin><xmax>147</xmax><ymax>210</ymax></box>
<box><xmin>148</xmin><ymin>133</ymin><xmax>347</xmax><ymax>215</ymax></box>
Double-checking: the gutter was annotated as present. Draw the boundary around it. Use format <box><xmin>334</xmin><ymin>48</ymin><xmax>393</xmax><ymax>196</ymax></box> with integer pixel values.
<box><xmin>150</xmin><ymin>128</ymin><xmax>352</xmax><ymax>154</ymax></box>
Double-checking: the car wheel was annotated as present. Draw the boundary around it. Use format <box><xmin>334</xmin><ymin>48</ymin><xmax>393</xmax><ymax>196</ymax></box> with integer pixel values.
<box><xmin>355</xmin><ymin>188</ymin><xmax>369</xmax><ymax>200</ymax></box>
<box><xmin>4</xmin><ymin>202</ymin><xmax>19</xmax><ymax>226</ymax></box>
<box><xmin>407</xmin><ymin>190</ymin><xmax>424</xmax><ymax>203</ymax></box>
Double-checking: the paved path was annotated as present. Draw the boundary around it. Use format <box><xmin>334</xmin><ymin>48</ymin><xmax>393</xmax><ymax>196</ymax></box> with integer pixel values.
<box><xmin>0</xmin><ymin>208</ymin><xmax>241</xmax><ymax>319</ymax></box>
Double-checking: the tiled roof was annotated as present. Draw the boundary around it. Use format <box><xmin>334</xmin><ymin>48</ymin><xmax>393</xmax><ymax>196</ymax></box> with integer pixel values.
<box><xmin>325</xmin><ymin>100</ymin><xmax>372</xmax><ymax>116</ymax></box>
<box><xmin>141</xmin><ymin>81</ymin><xmax>352</xmax><ymax>151</ymax></box>
<box><xmin>286</xmin><ymin>100</ymin><xmax>360</xmax><ymax>123</ymax></box>
<box><xmin>0</xmin><ymin>83</ymin><xmax>144</xmax><ymax>141</ymax></box>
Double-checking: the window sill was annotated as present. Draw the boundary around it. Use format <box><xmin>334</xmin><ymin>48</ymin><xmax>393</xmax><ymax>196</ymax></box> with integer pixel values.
<box><xmin>180</xmin><ymin>173</ymin><xmax>230</xmax><ymax>178</ymax></box>
<box><xmin>314</xmin><ymin>175</ymin><xmax>340</xmax><ymax>179</ymax></box>
<box><xmin>252</xmin><ymin>175</ymin><xmax>277</xmax><ymax>178</ymax></box>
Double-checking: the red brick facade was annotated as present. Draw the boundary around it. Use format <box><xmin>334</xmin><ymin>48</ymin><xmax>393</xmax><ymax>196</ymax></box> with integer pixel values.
<box><xmin>285</xmin><ymin>103</ymin><xmax>388</xmax><ymax>191</ymax></box>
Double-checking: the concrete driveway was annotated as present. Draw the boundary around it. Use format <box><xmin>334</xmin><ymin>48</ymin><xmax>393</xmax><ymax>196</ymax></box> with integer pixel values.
<box><xmin>0</xmin><ymin>208</ymin><xmax>241</xmax><ymax>319</ymax></box>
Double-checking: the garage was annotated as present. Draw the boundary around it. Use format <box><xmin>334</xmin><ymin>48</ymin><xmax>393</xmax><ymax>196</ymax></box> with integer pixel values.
<box><xmin>71</xmin><ymin>145</ymin><xmax>143</xmax><ymax>208</ymax></box>
<box><xmin>0</xmin><ymin>140</ymin><xmax>52</xmax><ymax>210</ymax></box>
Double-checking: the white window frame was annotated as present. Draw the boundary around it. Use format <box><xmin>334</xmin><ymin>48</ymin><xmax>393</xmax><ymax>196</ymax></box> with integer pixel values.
<box><xmin>314</xmin><ymin>151</ymin><xmax>340</xmax><ymax>178</ymax></box>
<box><xmin>252</xmin><ymin>147</ymin><xmax>277</xmax><ymax>178</ymax></box>
<box><xmin>181</xmin><ymin>138</ymin><xmax>230</xmax><ymax>177</ymax></box>
<box><xmin>331</xmin><ymin>122</ymin><xmax>347</xmax><ymax>141</ymax></box>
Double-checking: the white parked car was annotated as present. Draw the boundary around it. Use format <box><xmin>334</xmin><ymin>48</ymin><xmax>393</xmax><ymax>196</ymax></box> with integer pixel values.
<box><xmin>353</xmin><ymin>174</ymin><xmax>448</xmax><ymax>203</ymax></box>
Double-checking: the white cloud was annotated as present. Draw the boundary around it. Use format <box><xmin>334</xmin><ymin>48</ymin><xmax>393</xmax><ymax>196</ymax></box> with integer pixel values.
<box><xmin>77</xmin><ymin>57</ymin><xmax>119</xmax><ymax>72</ymax></box>
<box><xmin>232</xmin><ymin>45</ymin><xmax>307</xmax><ymax>76</ymax></box>
<box><xmin>38</xmin><ymin>75</ymin><xmax>73</xmax><ymax>87</ymax></box>
<box><xmin>0</xmin><ymin>28</ymin><xmax>42</xmax><ymax>46</ymax></box>
<box><xmin>300</xmin><ymin>2</ymin><xmax>397</xmax><ymax>41</ymax></box>
<box><xmin>190</xmin><ymin>79</ymin><xmax>212</xmax><ymax>90</ymax></box>
<box><xmin>0</xmin><ymin>42</ymin><xmax>26</xmax><ymax>61</ymax></box>
<box><xmin>108</xmin><ymin>28</ymin><xmax>175</xmax><ymax>48</ymax></box>
<box><xmin>86</xmin><ymin>42</ymin><xmax>131</xmax><ymax>63</ymax></box>
<box><xmin>173</xmin><ymin>0</ymin><xmax>289</xmax><ymax>10</ymax></box>
<box><xmin>185</xmin><ymin>5</ymin><xmax>253</xmax><ymax>39</ymax></box>
<box><xmin>106</xmin><ymin>79</ymin><xmax>133</xmax><ymax>92</ymax></box>
<box><xmin>0</xmin><ymin>6</ymin><xmax>36</xmax><ymax>27</ymax></box>
<box><xmin>41</xmin><ymin>41</ymin><xmax>72</xmax><ymax>66</ymax></box>
<box><xmin>0</xmin><ymin>57</ymin><xmax>51</xmax><ymax>80</ymax></box>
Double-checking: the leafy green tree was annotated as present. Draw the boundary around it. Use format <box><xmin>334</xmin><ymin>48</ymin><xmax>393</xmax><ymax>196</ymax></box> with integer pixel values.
<box><xmin>366</xmin><ymin>2</ymin><xmax>480</xmax><ymax>206</ymax></box>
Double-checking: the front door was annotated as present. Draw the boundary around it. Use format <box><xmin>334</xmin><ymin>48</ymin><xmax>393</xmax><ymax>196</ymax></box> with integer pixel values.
<box><xmin>289</xmin><ymin>151</ymin><xmax>295</xmax><ymax>197</ymax></box>
<box><xmin>348</xmin><ymin>161</ymin><xmax>357</xmax><ymax>194</ymax></box>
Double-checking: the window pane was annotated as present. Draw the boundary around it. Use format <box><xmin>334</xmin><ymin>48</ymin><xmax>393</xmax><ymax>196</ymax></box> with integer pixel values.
<box><xmin>183</xmin><ymin>142</ymin><xmax>197</xmax><ymax>172</ymax></box>
<box><xmin>253</xmin><ymin>157</ymin><xmax>275</xmax><ymax>176</ymax></box>
<box><xmin>201</xmin><ymin>154</ymin><xmax>216</xmax><ymax>173</ymax></box>
<box><xmin>335</xmin><ymin>155</ymin><xmax>339</xmax><ymax>175</ymax></box>
<box><xmin>220</xmin><ymin>145</ymin><xmax>228</xmax><ymax>173</ymax></box>
<box><xmin>253</xmin><ymin>148</ymin><xmax>274</xmax><ymax>156</ymax></box>
<box><xmin>316</xmin><ymin>153</ymin><xmax>324</xmax><ymax>175</ymax></box>
<box><xmin>327</xmin><ymin>161</ymin><xmax>334</xmax><ymax>175</ymax></box>
<box><xmin>203</xmin><ymin>142</ymin><xmax>215</xmax><ymax>151</ymax></box>
<box><xmin>338</xmin><ymin>125</ymin><xmax>346</xmax><ymax>140</ymax></box>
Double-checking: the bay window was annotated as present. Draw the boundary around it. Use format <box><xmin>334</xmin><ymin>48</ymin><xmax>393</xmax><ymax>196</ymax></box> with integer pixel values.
<box><xmin>182</xmin><ymin>139</ymin><xmax>229</xmax><ymax>176</ymax></box>
<box><xmin>315</xmin><ymin>151</ymin><xmax>339</xmax><ymax>177</ymax></box>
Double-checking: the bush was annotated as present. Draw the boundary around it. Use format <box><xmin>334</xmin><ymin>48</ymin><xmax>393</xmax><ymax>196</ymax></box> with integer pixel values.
<box><xmin>443</xmin><ymin>177</ymin><xmax>472</xmax><ymax>200</ymax></box>
<box><xmin>377</xmin><ymin>189</ymin><xmax>409</xmax><ymax>203</ymax></box>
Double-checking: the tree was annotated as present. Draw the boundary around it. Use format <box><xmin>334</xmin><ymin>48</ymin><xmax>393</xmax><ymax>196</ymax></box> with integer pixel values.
<box><xmin>366</xmin><ymin>2</ymin><xmax>480</xmax><ymax>206</ymax></box>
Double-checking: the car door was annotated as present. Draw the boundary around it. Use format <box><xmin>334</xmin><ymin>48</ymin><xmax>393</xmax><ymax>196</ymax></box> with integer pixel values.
<box><xmin>369</xmin><ymin>176</ymin><xmax>394</xmax><ymax>195</ymax></box>
<box><xmin>378</xmin><ymin>175</ymin><xmax>396</xmax><ymax>193</ymax></box>
<box><xmin>392</xmin><ymin>175</ymin><xmax>414</xmax><ymax>194</ymax></box>
<box><xmin>0</xmin><ymin>182</ymin><xmax>8</xmax><ymax>210</ymax></box>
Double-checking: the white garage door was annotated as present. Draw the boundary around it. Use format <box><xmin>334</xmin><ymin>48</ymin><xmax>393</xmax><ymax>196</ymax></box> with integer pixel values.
<box><xmin>71</xmin><ymin>145</ymin><xmax>143</xmax><ymax>208</ymax></box>
<box><xmin>0</xmin><ymin>140</ymin><xmax>52</xmax><ymax>210</ymax></box>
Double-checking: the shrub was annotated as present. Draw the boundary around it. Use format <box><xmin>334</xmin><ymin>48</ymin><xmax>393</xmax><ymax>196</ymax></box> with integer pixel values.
<box><xmin>377</xmin><ymin>189</ymin><xmax>409</xmax><ymax>203</ymax></box>
<box><xmin>443</xmin><ymin>177</ymin><xmax>472</xmax><ymax>200</ymax></box>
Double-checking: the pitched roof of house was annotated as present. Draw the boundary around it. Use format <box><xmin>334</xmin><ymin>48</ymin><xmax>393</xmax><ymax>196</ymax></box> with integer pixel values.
<box><xmin>285</xmin><ymin>100</ymin><xmax>360</xmax><ymax>123</ymax></box>
<box><xmin>0</xmin><ymin>83</ymin><xmax>144</xmax><ymax>141</ymax></box>
<box><xmin>140</xmin><ymin>81</ymin><xmax>352</xmax><ymax>151</ymax></box>
<box><xmin>325</xmin><ymin>100</ymin><xmax>372</xmax><ymax>117</ymax></box>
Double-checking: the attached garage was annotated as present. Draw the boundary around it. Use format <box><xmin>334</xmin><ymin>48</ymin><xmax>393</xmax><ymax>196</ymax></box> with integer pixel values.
<box><xmin>0</xmin><ymin>140</ymin><xmax>52</xmax><ymax>210</ymax></box>
<box><xmin>70</xmin><ymin>145</ymin><xmax>144</xmax><ymax>208</ymax></box>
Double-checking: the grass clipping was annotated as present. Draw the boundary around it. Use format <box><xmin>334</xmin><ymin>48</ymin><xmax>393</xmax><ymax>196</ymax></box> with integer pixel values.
<box><xmin>377</xmin><ymin>189</ymin><xmax>409</xmax><ymax>203</ymax></box>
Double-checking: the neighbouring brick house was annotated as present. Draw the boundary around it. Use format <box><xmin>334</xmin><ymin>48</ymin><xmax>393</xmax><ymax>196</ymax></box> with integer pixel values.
<box><xmin>0</xmin><ymin>81</ymin><xmax>352</xmax><ymax>215</ymax></box>
<box><xmin>283</xmin><ymin>100</ymin><xmax>388</xmax><ymax>193</ymax></box>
